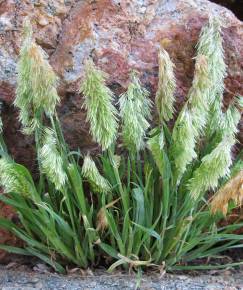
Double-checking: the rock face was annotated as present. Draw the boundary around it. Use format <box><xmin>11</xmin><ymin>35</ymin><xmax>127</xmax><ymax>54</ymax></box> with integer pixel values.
<box><xmin>0</xmin><ymin>0</ymin><xmax>242</xmax><ymax>158</ymax></box>
<box><xmin>0</xmin><ymin>0</ymin><xmax>242</xmax><ymax>256</ymax></box>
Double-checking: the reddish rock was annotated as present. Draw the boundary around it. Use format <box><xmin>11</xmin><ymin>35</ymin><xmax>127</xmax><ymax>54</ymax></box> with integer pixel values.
<box><xmin>0</xmin><ymin>201</ymin><xmax>20</xmax><ymax>261</ymax></box>
<box><xmin>0</xmin><ymin>0</ymin><xmax>242</xmax><ymax>256</ymax></box>
<box><xmin>50</xmin><ymin>0</ymin><xmax>243</xmax><ymax>98</ymax></box>
<box><xmin>0</xmin><ymin>0</ymin><xmax>242</xmax><ymax>158</ymax></box>
<box><xmin>49</xmin><ymin>0</ymin><xmax>242</xmax><ymax>146</ymax></box>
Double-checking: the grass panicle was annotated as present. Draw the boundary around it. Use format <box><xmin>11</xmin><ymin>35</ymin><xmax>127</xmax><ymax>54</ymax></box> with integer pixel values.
<box><xmin>80</xmin><ymin>60</ymin><xmax>118</xmax><ymax>151</ymax></box>
<box><xmin>188</xmin><ymin>135</ymin><xmax>236</xmax><ymax>200</ymax></box>
<box><xmin>155</xmin><ymin>48</ymin><xmax>176</xmax><ymax>122</ymax></box>
<box><xmin>197</xmin><ymin>17</ymin><xmax>227</xmax><ymax>138</ymax></box>
<box><xmin>15</xmin><ymin>18</ymin><xmax>59</xmax><ymax>134</ymax></box>
<box><xmin>169</xmin><ymin>54</ymin><xmax>210</xmax><ymax>181</ymax></box>
<box><xmin>170</xmin><ymin>107</ymin><xmax>197</xmax><ymax>182</ymax></box>
<box><xmin>39</xmin><ymin>128</ymin><xmax>67</xmax><ymax>190</ymax></box>
<box><xmin>0</xmin><ymin>158</ymin><xmax>37</xmax><ymax>200</ymax></box>
<box><xmin>119</xmin><ymin>71</ymin><xmax>152</xmax><ymax>152</ymax></box>
<box><xmin>220</xmin><ymin>104</ymin><xmax>241</xmax><ymax>137</ymax></box>
<box><xmin>82</xmin><ymin>155</ymin><xmax>111</xmax><ymax>193</ymax></box>
<box><xmin>196</xmin><ymin>17</ymin><xmax>226</xmax><ymax>104</ymax></box>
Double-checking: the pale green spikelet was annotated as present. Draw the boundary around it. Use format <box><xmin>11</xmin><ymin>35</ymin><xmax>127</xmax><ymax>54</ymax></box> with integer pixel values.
<box><xmin>15</xmin><ymin>18</ymin><xmax>59</xmax><ymax>134</ymax></box>
<box><xmin>220</xmin><ymin>104</ymin><xmax>241</xmax><ymax>136</ymax></box>
<box><xmin>158</xmin><ymin>128</ymin><xmax>165</xmax><ymax>150</ymax></box>
<box><xmin>82</xmin><ymin>155</ymin><xmax>111</xmax><ymax>193</ymax></box>
<box><xmin>119</xmin><ymin>71</ymin><xmax>152</xmax><ymax>152</ymax></box>
<box><xmin>147</xmin><ymin>128</ymin><xmax>165</xmax><ymax>175</ymax></box>
<box><xmin>206</xmin><ymin>96</ymin><xmax>223</xmax><ymax>138</ymax></box>
<box><xmin>39</xmin><ymin>128</ymin><xmax>67</xmax><ymax>190</ymax></box>
<box><xmin>0</xmin><ymin>158</ymin><xmax>34</xmax><ymax>198</ymax></box>
<box><xmin>210</xmin><ymin>104</ymin><xmax>241</xmax><ymax>147</ymax></box>
<box><xmin>187</xmin><ymin>55</ymin><xmax>209</xmax><ymax>136</ymax></box>
<box><xmin>188</xmin><ymin>135</ymin><xmax>235</xmax><ymax>200</ymax></box>
<box><xmin>155</xmin><ymin>48</ymin><xmax>176</xmax><ymax>122</ymax></box>
<box><xmin>169</xmin><ymin>55</ymin><xmax>209</xmax><ymax>180</ymax></box>
<box><xmin>197</xmin><ymin>17</ymin><xmax>227</xmax><ymax>137</ymax></box>
<box><xmin>80</xmin><ymin>60</ymin><xmax>118</xmax><ymax>151</ymax></box>
<box><xmin>170</xmin><ymin>107</ymin><xmax>197</xmax><ymax>181</ymax></box>
<box><xmin>169</xmin><ymin>23</ymin><xmax>225</xmax><ymax>181</ymax></box>
<box><xmin>197</xmin><ymin>17</ymin><xmax>226</xmax><ymax>104</ymax></box>
<box><xmin>113</xmin><ymin>155</ymin><xmax>121</xmax><ymax>169</ymax></box>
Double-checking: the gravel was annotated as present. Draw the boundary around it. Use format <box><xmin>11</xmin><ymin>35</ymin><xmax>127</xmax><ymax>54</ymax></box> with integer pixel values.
<box><xmin>0</xmin><ymin>267</ymin><xmax>242</xmax><ymax>290</ymax></box>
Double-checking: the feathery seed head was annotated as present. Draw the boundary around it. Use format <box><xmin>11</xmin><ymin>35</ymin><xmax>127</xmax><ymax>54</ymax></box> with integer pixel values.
<box><xmin>208</xmin><ymin>104</ymin><xmax>241</xmax><ymax>141</ymax></box>
<box><xmin>0</xmin><ymin>158</ymin><xmax>33</xmax><ymax>197</ymax></box>
<box><xmin>169</xmin><ymin>17</ymin><xmax>226</xmax><ymax>182</ymax></box>
<box><xmin>80</xmin><ymin>60</ymin><xmax>118</xmax><ymax>151</ymax></box>
<box><xmin>155</xmin><ymin>48</ymin><xmax>176</xmax><ymax>122</ymax></box>
<box><xmin>197</xmin><ymin>17</ymin><xmax>227</xmax><ymax>138</ymax></box>
<box><xmin>197</xmin><ymin>17</ymin><xmax>226</xmax><ymax>103</ymax></box>
<box><xmin>170</xmin><ymin>108</ymin><xmax>197</xmax><ymax>181</ymax></box>
<box><xmin>39</xmin><ymin>128</ymin><xmax>67</xmax><ymax>190</ymax></box>
<box><xmin>188</xmin><ymin>135</ymin><xmax>235</xmax><ymax>200</ymax></box>
<box><xmin>147</xmin><ymin>128</ymin><xmax>165</xmax><ymax>176</ymax></box>
<box><xmin>15</xmin><ymin>19</ymin><xmax>59</xmax><ymax>134</ymax></box>
<box><xmin>220</xmin><ymin>105</ymin><xmax>241</xmax><ymax>136</ymax></box>
<box><xmin>113</xmin><ymin>155</ymin><xmax>121</xmax><ymax>169</ymax></box>
<box><xmin>188</xmin><ymin>55</ymin><xmax>208</xmax><ymax>106</ymax></box>
<box><xmin>119</xmin><ymin>71</ymin><xmax>152</xmax><ymax>152</ymax></box>
<box><xmin>187</xmin><ymin>55</ymin><xmax>210</xmax><ymax>137</ymax></box>
<box><xmin>82</xmin><ymin>155</ymin><xmax>111</xmax><ymax>193</ymax></box>
<box><xmin>169</xmin><ymin>55</ymin><xmax>210</xmax><ymax>181</ymax></box>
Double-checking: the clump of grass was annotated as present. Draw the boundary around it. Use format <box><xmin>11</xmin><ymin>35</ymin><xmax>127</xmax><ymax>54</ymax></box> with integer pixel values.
<box><xmin>0</xmin><ymin>17</ymin><xmax>242</xmax><ymax>274</ymax></box>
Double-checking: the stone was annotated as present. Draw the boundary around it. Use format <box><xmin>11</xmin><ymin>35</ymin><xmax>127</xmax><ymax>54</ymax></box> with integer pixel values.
<box><xmin>211</xmin><ymin>0</ymin><xmax>242</xmax><ymax>20</ymax></box>
<box><xmin>0</xmin><ymin>201</ymin><xmax>21</xmax><ymax>261</ymax></box>
<box><xmin>0</xmin><ymin>0</ymin><xmax>242</xmax><ymax>162</ymax></box>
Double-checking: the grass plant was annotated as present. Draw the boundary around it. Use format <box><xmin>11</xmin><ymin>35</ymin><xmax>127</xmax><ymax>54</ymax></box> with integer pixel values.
<box><xmin>0</xmin><ymin>17</ymin><xmax>242</xmax><ymax>273</ymax></box>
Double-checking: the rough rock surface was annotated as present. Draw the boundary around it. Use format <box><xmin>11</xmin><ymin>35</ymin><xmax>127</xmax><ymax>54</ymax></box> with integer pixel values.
<box><xmin>0</xmin><ymin>0</ymin><xmax>242</xmax><ymax>256</ymax></box>
<box><xmin>211</xmin><ymin>0</ymin><xmax>243</xmax><ymax>20</ymax></box>
<box><xmin>0</xmin><ymin>0</ymin><xmax>242</xmax><ymax>162</ymax></box>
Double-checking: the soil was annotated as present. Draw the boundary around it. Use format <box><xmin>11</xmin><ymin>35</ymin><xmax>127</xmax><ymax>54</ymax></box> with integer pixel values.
<box><xmin>0</xmin><ymin>258</ymin><xmax>243</xmax><ymax>290</ymax></box>
<box><xmin>0</xmin><ymin>267</ymin><xmax>243</xmax><ymax>289</ymax></box>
